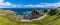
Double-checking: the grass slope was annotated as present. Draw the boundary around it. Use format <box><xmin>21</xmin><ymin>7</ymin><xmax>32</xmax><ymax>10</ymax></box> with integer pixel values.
<box><xmin>0</xmin><ymin>13</ymin><xmax>60</xmax><ymax>25</ymax></box>
<box><xmin>0</xmin><ymin>8</ymin><xmax>60</xmax><ymax>25</ymax></box>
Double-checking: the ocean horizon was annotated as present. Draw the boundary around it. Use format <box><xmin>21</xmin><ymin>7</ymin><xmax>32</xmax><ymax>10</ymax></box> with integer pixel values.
<box><xmin>0</xmin><ymin>8</ymin><xmax>46</xmax><ymax>15</ymax></box>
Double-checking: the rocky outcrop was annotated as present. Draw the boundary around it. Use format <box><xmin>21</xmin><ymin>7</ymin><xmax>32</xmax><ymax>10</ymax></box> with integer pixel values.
<box><xmin>48</xmin><ymin>9</ymin><xmax>58</xmax><ymax>16</ymax></box>
<box><xmin>31</xmin><ymin>9</ymin><xmax>43</xmax><ymax>19</ymax></box>
<box><xmin>23</xmin><ymin>9</ymin><xmax>44</xmax><ymax>20</ymax></box>
<box><xmin>44</xmin><ymin>8</ymin><xmax>51</xmax><ymax>13</ymax></box>
<box><xmin>0</xmin><ymin>10</ymin><xmax>23</xmax><ymax>21</ymax></box>
<box><xmin>0</xmin><ymin>10</ymin><xmax>16</xmax><ymax>16</ymax></box>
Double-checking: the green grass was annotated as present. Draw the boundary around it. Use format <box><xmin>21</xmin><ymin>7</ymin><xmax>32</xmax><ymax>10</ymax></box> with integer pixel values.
<box><xmin>0</xmin><ymin>8</ymin><xmax>60</xmax><ymax>25</ymax></box>
<box><xmin>0</xmin><ymin>13</ymin><xmax>60</xmax><ymax>25</ymax></box>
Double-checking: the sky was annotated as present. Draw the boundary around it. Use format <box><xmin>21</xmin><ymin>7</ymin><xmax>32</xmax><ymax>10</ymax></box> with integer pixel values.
<box><xmin>0</xmin><ymin>0</ymin><xmax>60</xmax><ymax>8</ymax></box>
<box><xmin>5</xmin><ymin>0</ymin><xmax>60</xmax><ymax>5</ymax></box>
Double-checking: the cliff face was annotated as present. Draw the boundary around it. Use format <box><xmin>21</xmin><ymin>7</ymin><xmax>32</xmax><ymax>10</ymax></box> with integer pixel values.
<box><xmin>31</xmin><ymin>9</ymin><xmax>43</xmax><ymax>19</ymax></box>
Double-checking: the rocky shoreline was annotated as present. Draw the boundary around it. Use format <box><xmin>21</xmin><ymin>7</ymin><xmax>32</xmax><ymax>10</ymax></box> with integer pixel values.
<box><xmin>0</xmin><ymin>8</ymin><xmax>59</xmax><ymax>22</ymax></box>
<box><xmin>0</xmin><ymin>9</ymin><xmax>47</xmax><ymax>22</ymax></box>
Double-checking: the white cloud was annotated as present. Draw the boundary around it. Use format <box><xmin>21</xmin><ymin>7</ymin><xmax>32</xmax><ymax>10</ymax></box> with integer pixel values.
<box><xmin>22</xmin><ymin>3</ymin><xmax>60</xmax><ymax>8</ymax></box>
<box><xmin>41</xmin><ymin>3</ymin><xmax>60</xmax><ymax>8</ymax></box>
<box><xmin>0</xmin><ymin>0</ymin><xmax>3</xmax><ymax>3</ymax></box>
<box><xmin>0</xmin><ymin>0</ymin><xmax>17</xmax><ymax>8</ymax></box>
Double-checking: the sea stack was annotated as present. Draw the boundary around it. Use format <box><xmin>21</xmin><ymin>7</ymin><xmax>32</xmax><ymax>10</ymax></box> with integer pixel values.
<box><xmin>31</xmin><ymin>9</ymin><xmax>43</xmax><ymax>19</ymax></box>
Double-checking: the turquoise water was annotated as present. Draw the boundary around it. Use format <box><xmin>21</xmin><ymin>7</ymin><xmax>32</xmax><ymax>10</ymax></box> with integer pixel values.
<box><xmin>0</xmin><ymin>8</ymin><xmax>46</xmax><ymax>15</ymax></box>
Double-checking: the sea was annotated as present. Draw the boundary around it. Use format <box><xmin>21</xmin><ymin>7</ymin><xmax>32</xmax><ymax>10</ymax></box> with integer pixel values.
<box><xmin>0</xmin><ymin>8</ymin><xmax>46</xmax><ymax>15</ymax></box>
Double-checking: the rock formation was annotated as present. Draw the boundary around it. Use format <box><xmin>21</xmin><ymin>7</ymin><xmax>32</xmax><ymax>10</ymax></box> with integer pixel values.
<box><xmin>44</xmin><ymin>8</ymin><xmax>51</xmax><ymax>13</ymax></box>
<box><xmin>0</xmin><ymin>10</ymin><xmax>16</xmax><ymax>16</ymax></box>
<box><xmin>23</xmin><ymin>9</ymin><xmax>44</xmax><ymax>20</ymax></box>
<box><xmin>31</xmin><ymin>9</ymin><xmax>43</xmax><ymax>19</ymax></box>
<box><xmin>48</xmin><ymin>8</ymin><xmax>58</xmax><ymax>16</ymax></box>
<box><xmin>0</xmin><ymin>10</ymin><xmax>22</xmax><ymax>21</ymax></box>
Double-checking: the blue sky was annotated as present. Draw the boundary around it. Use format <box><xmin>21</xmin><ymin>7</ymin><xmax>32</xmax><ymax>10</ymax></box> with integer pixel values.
<box><xmin>5</xmin><ymin>0</ymin><xmax>60</xmax><ymax>5</ymax></box>
<box><xmin>0</xmin><ymin>0</ymin><xmax>60</xmax><ymax>8</ymax></box>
